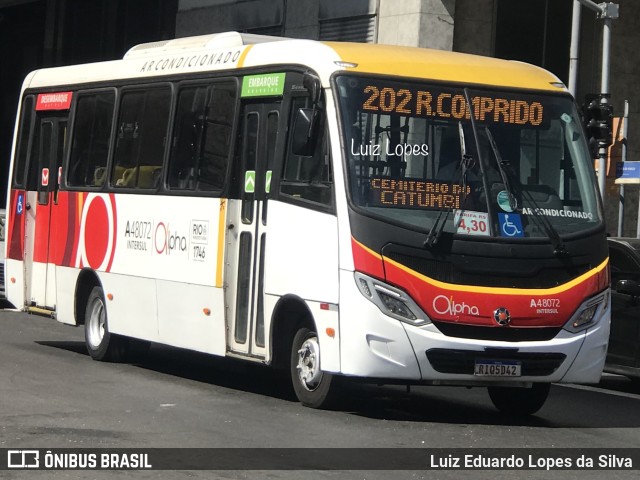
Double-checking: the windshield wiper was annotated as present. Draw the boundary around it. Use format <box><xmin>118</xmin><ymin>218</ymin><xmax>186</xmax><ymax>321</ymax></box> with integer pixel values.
<box><xmin>485</xmin><ymin>128</ymin><xmax>517</xmax><ymax>212</ymax></box>
<box><xmin>484</xmin><ymin>128</ymin><xmax>568</xmax><ymax>256</ymax></box>
<box><xmin>424</xmin><ymin>122</ymin><xmax>473</xmax><ymax>248</ymax></box>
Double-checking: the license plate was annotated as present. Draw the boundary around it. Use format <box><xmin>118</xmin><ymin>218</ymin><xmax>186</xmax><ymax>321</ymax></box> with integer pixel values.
<box><xmin>474</xmin><ymin>360</ymin><xmax>521</xmax><ymax>377</ymax></box>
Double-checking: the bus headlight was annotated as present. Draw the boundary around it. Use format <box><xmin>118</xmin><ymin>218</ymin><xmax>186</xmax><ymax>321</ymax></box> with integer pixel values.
<box><xmin>355</xmin><ymin>272</ymin><xmax>430</xmax><ymax>326</ymax></box>
<box><xmin>563</xmin><ymin>292</ymin><xmax>608</xmax><ymax>333</ymax></box>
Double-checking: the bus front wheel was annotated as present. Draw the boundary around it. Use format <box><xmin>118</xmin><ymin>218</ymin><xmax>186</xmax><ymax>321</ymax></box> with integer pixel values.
<box><xmin>487</xmin><ymin>383</ymin><xmax>550</xmax><ymax>416</ymax></box>
<box><xmin>290</xmin><ymin>327</ymin><xmax>338</xmax><ymax>409</ymax></box>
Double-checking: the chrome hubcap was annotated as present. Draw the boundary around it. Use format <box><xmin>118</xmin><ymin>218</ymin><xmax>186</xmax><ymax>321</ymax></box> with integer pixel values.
<box><xmin>296</xmin><ymin>336</ymin><xmax>323</xmax><ymax>391</ymax></box>
<box><xmin>87</xmin><ymin>298</ymin><xmax>106</xmax><ymax>348</ymax></box>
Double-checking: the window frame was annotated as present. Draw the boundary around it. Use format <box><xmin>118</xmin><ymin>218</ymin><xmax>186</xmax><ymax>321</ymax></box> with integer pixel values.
<box><xmin>65</xmin><ymin>87</ymin><xmax>117</xmax><ymax>190</ymax></box>
<box><xmin>12</xmin><ymin>94</ymin><xmax>36</xmax><ymax>189</ymax></box>
<box><xmin>109</xmin><ymin>82</ymin><xmax>174</xmax><ymax>191</ymax></box>
<box><xmin>166</xmin><ymin>77</ymin><xmax>240</xmax><ymax>196</ymax></box>
<box><xmin>276</xmin><ymin>85</ymin><xmax>335</xmax><ymax>214</ymax></box>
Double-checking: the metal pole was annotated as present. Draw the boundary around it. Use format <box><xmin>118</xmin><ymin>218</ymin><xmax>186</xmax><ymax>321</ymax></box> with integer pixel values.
<box><xmin>568</xmin><ymin>0</ymin><xmax>582</xmax><ymax>97</ymax></box>
<box><xmin>576</xmin><ymin>0</ymin><xmax>606</xmax><ymax>14</ymax></box>
<box><xmin>597</xmin><ymin>16</ymin><xmax>612</xmax><ymax>201</ymax></box>
<box><xmin>617</xmin><ymin>100</ymin><xmax>629</xmax><ymax>237</ymax></box>
<box><xmin>572</xmin><ymin>2</ymin><xmax>619</xmax><ymax>204</ymax></box>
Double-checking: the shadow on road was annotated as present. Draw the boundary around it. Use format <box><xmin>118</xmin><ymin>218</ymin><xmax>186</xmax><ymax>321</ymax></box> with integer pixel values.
<box><xmin>37</xmin><ymin>339</ymin><xmax>640</xmax><ymax>428</ymax></box>
<box><xmin>37</xmin><ymin>340</ymin><xmax>296</xmax><ymax>402</ymax></box>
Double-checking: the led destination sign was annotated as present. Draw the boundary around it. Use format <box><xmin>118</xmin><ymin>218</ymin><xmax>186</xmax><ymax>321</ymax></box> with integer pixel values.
<box><xmin>361</xmin><ymin>85</ymin><xmax>545</xmax><ymax>127</ymax></box>
<box><xmin>369</xmin><ymin>177</ymin><xmax>470</xmax><ymax>210</ymax></box>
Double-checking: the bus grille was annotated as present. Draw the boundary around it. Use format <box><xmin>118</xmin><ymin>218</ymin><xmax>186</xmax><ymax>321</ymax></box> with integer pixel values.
<box><xmin>426</xmin><ymin>349</ymin><xmax>566</xmax><ymax>376</ymax></box>
<box><xmin>432</xmin><ymin>322</ymin><xmax>561</xmax><ymax>342</ymax></box>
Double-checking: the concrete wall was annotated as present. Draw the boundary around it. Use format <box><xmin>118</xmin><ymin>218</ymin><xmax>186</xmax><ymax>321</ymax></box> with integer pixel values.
<box><xmin>452</xmin><ymin>0</ymin><xmax>494</xmax><ymax>56</ymax></box>
<box><xmin>284</xmin><ymin>0</ymin><xmax>318</xmax><ymax>39</ymax></box>
<box><xmin>176</xmin><ymin>0</ymin><xmax>285</xmax><ymax>36</ymax></box>
<box><xmin>377</xmin><ymin>0</ymin><xmax>455</xmax><ymax>50</ymax></box>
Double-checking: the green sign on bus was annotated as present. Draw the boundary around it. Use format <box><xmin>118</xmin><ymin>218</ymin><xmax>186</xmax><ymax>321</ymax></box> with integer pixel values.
<box><xmin>241</xmin><ymin>73</ymin><xmax>286</xmax><ymax>97</ymax></box>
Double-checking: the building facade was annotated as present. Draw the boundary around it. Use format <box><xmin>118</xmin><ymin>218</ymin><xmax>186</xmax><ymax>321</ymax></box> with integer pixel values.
<box><xmin>0</xmin><ymin>0</ymin><xmax>638</xmax><ymax>234</ymax></box>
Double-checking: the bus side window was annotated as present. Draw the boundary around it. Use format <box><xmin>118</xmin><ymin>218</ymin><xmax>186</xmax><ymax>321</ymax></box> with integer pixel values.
<box><xmin>68</xmin><ymin>91</ymin><xmax>115</xmax><ymax>187</ymax></box>
<box><xmin>112</xmin><ymin>86</ymin><xmax>171</xmax><ymax>189</ymax></box>
<box><xmin>198</xmin><ymin>82</ymin><xmax>237</xmax><ymax>191</ymax></box>
<box><xmin>168</xmin><ymin>80</ymin><xmax>237</xmax><ymax>193</ymax></box>
<box><xmin>12</xmin><ymin>95</ymin><xmax>35</xmax><ymax>188</ymax></box>
<box><xmin>279</xmin><ymin>97</ymin><xmax>333</xmax><ymax>208</ymax></box>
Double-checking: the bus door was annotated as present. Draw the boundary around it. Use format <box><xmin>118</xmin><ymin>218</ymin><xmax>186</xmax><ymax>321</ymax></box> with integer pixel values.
<box><xmin>225</xmin><ymin>102</ymin><xmax>280</xmax><ymax>358</ymax></box>
<box><xmin>24</xmin><ymin>115</ymin><xmax>67</xmax><ymax>312</ymax></box>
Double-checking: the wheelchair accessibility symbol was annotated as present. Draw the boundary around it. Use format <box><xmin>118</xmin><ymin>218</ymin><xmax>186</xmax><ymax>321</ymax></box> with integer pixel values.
<box><xmin>498</xmin><ymin>213</ymin><xmax>524</xmax><ymax>237</ymax></box>
<box><xmin>16</xmin><ymin>194</ymin><xmax>24</xmax><ymax>215</ymax></box>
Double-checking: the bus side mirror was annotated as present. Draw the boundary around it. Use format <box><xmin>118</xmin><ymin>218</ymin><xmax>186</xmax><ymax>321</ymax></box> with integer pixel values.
<box><xmin>615</xmin><ymin>279</ymin><xmax>640</xmax><ymax>297</ymax></box>
<box><xmin>292</xmin><ymin>108</ymin><xmax>320</xmax><ymax>156</ymax></box>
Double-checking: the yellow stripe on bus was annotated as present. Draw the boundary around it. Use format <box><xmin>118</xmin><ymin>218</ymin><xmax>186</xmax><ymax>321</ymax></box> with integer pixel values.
<box><xmin>237</xmin><ymin>45</ymin><xmax>253</xmax><ymax>69</ymax></box>
<box><xmin>77</xmin><ymin>194</ymin><xmax>84</xmax><ymax>223</ymax></box>
<box><xmin>215</xmin><ymin>198</ymin><xmax>227</xmax><ymax>288</ymax></box>
<box><xmin>352</xmin><ymin>236</ymin><xmax>382</xmax><ymax>260</ymax></box>
<box><xmin>383</xmin><ymin>255</ymin><xmax>609</xmax><ymax>296</ymax></box>
<box><xmin>324</xmin><ymin>42</ymin><xmax>563</xmax><ymax>92</ymax></box>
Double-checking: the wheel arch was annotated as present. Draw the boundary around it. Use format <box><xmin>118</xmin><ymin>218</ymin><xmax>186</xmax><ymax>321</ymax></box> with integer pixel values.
<box><xmin>75</xmin><ymin>269</ymin><xmax>102</xmax><ymax>326</ymax></box>
<box><xmin>269</xmin><ymin>294</ymin><xmax>316</xmax><ymax>369</ymax></box>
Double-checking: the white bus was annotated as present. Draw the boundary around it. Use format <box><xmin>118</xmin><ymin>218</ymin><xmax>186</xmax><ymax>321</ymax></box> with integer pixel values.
<box><xmin>5</xmin><ymin>32</ymin><xmax>610</xmax><ymax>415</ymax></box>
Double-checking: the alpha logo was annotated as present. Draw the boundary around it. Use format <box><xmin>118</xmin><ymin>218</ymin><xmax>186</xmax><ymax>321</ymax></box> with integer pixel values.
<box><xmin>433</xmin><ymin>295</ymin><xmax>480</xmax><ymax>316</ymax></box>
<box><xmin>154</xmin><ymin>222</ymin><xmax>187</xmax><ymax>255</ymax></box>
<box><xmin>493</xmin><ymin>307</ymin><xmax>511</xmax><ymax>326</ymax></box>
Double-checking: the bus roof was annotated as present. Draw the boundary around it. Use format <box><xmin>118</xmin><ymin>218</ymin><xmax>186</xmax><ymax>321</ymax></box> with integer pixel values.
<box><xmin>24</xmin><ymin>31</ymin><xmax>566</xmax><ymax>94</ymax></box>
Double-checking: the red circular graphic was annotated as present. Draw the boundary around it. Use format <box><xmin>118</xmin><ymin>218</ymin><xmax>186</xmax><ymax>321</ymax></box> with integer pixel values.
<box><xmin>83</xmin><ymin>196</ymin><xmax>110</xmax><ymax>269</ymax></box>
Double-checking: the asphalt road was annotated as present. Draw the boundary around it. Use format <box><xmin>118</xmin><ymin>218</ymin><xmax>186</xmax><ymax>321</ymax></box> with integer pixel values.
<box><xmin>2</xmin><ymin>308</ymin><xmax>640</xmax><ymax>480</ymax></box>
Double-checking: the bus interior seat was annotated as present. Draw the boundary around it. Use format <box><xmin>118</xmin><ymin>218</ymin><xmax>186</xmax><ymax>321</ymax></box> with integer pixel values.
<box><xmin>95</xmin><ymin>165</ymin><xmax>126</xmax><ymax>186</ymax></box>
<box><xmin>115</xmin><ymin>166</ymin><xmax>162</xmax><ymax>188</ymax></box>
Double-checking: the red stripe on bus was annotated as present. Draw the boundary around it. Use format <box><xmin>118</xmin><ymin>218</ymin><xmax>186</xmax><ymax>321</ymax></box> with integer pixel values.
<box><xmin>351</xmin><ymin>237</ymin><xmax>385</xmax><ymax>280</ymax></box>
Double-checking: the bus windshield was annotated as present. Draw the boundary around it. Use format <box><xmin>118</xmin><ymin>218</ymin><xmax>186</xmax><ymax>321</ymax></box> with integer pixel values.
<box><xmin>335</xmin><ymin>75</ymin><xmax>602</xmax><ymax>239</ymax></box>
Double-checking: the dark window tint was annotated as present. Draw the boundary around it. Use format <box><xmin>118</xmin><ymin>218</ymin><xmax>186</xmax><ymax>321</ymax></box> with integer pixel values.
<box><xmin>112</xmin><ymin>87</ymin><xmax>171</xmax><ymax>189</ymax></box>
<box><xmin>495</xmin><ymin>0</ymin><xmax>571</xmax><ymax>83</ymax></box>
<box><xmin>241</xmin><ymin>112</ymin><xmax>259</xmax><ymax>224</ymax></box>
<box><xmin>168</xmin><ymin>81</ymin><xmax>237</xmax><ymax>192</ymax></box>
<box><xmin>68</xmin><ymin>91</ymin><xmax>115</xmax><ymax>187</ymax></box>
<box><xmin>13</xmin><ymin>95</ymin><xmax>35</xmax><ymax>188</ymax></box>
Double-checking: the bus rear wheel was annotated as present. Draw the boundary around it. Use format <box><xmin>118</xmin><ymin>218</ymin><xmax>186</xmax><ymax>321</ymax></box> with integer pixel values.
<box><xmin>84</xmin><ymin>286</ymin><xmax>131</xmax><ymax>362</ymax></box>
<box><xmin>290</xmin><ymin>327</ymin><xmax>338</xmax><ymax>409</ymax></box>
<box><xmin>487</xmin><ymin>383</ymin><xmax>550</xmax><ymax>416</ymax></box>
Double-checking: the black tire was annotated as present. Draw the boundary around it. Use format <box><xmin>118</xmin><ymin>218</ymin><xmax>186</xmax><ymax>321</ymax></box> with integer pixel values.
<box><xmin>84</xmin><ymin>286</ymin><xmax>129</xmax><ymax>362</ymax></box>
<box><xmin>487</xmin><ymin>383</ymin><xmax>550</xmax><ymax>416</ymax></box>
<box><xmin>290</xmin><ymin>327</ymin><xmax>339</xmax><ymax>409</ymax></box>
